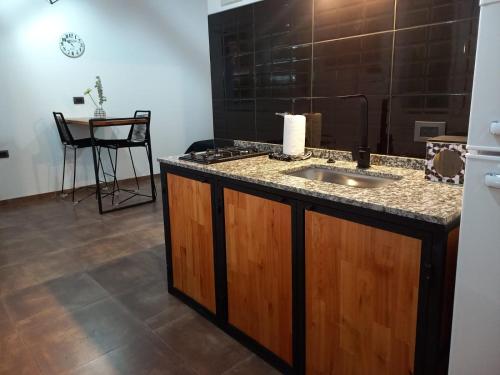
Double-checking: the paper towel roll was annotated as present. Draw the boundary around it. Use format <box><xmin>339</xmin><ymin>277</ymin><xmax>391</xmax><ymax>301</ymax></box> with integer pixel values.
<box><xmin>283</xmin><ymin>115</ymin><xmax>306</xmax><ymax>156</ymax></box>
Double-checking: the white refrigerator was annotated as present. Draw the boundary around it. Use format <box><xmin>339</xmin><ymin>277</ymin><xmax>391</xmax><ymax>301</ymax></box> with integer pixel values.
<box><xmin>449</xmin><ymin>0</ymin><xmax>500</xmax><ymax>374</ymax></box>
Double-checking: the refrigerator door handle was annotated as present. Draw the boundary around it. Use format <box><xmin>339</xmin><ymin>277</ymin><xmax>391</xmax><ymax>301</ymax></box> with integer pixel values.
<box><xmin>485</xmin><ymin>173</ymin><xmax>500</xmax><ymax>189</ymax></box>
<box><xmin>490</xmin><ymin>121</ymin><xmax>500</xmax><ymax>136</ymax></box>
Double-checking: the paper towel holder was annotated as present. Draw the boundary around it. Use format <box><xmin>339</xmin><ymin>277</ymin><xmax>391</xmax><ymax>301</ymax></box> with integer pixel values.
<box><xmin>275</xmin><ymin>112</ymin><xmax>290</xmax><ymax>117</ymax></box>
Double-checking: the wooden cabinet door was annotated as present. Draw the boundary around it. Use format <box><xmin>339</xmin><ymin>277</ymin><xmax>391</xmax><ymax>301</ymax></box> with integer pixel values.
<box><xmin>305</xmin><ymin>210</ymin><xmax>422</xmax><ymax>375</ymax></box>
<box><xmin>167</xmin><ymin>173</ymin><xmax>216</xmax><ymax>313</ymax></box>
<box><xmin>224</xmin><ymin>188</ymin><xmax>293</xmax><ymax>364</ymax></box>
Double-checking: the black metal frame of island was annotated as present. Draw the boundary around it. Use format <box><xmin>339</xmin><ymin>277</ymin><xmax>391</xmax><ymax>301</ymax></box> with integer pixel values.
<box><xmin>159</xmin><ymin>161</ymin><xmax>460</xmax><ymax>375</ymax></box>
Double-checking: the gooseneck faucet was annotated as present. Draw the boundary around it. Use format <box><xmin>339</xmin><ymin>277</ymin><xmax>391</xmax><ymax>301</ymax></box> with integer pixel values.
<box><xmin>338</xmin><ymin>94</ymin><xmax>371</xmax><ymax>169</ymax></box>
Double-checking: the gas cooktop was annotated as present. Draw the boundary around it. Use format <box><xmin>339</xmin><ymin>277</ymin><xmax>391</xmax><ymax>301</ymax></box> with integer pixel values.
<box><xmin>179</xmin><ymin>146</ymin><xmax>268</xmax><ymax>164</ymax></box>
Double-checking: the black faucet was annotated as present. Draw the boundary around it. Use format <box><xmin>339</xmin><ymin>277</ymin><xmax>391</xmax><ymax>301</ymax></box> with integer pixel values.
<box><xmin>338</xmin><ymin>94</ymin><xmax>371</xmax><ymax>169</ymax></box>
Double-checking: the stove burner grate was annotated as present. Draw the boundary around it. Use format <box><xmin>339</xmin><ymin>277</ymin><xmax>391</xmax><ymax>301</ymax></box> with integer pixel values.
<box><xmin>179</xmin><ymin>147</ymin><xmax>268</xmax><ymax>164</ymax></box>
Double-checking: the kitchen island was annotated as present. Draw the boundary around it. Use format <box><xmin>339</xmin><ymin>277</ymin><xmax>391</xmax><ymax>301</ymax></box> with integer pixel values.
<box><xmin>158</xmin><ymin>152</ymin><xmax>462</xmax><ymax>375</ymax></box>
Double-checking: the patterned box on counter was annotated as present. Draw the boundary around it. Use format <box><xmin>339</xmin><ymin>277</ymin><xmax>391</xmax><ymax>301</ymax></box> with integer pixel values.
<box><xmin>425</xmin><ymin>136</ymin><xmax>467</xmax><ymax>185</ymax></box>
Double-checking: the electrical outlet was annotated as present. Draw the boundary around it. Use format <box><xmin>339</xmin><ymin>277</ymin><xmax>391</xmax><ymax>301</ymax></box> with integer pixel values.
<box><xmin>0</xmin><ymin>150</ymin><xmax>9</xmax><ymax>159</ymax></box>
<box><xmin>73</xmin><ymin>96</ymin><xmax>85</xmax><ymax>105</ymax></box>
<box><xmin>414</xmin><ymin>121</ymin><xmax>446</xmax><ymax>142</ymax></box>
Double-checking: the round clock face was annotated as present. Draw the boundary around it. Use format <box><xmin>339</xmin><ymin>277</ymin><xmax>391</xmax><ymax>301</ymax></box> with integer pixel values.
<box><xmin>59</xmin><ymin>32</ymin><xmax>85</xmax><ymax>58</ymax></box>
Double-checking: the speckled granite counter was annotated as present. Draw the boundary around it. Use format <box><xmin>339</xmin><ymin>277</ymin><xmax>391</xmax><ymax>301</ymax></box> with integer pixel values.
<box><xmin>158</xmin><ymin>155</ymin><xmax>463</xmax><ymax>226</ymax></box>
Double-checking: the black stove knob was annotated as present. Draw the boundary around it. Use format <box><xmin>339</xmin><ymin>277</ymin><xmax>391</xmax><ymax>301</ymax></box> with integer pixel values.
<box><xmin>189</xmin><ymin>151</ymin><xmax>197</xmax><ymax>158</ymax></box>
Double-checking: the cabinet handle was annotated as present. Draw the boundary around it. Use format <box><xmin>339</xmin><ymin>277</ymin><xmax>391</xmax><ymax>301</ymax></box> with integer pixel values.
<box><xmin>485</xmin><ymin>173</ymin><xmax>500</xmax><ymax>189</ymax></box>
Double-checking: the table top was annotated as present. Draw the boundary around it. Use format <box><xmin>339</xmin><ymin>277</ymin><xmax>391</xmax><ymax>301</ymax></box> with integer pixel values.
<box><xmin>66</xmin><ymin>117</ymin><xmax>148</xmax><ymax>127</ymax></box>
<box><xmin>66</xmin><ymin>118</ymin><xmax>92</xmax><ymax>126</ymax></box>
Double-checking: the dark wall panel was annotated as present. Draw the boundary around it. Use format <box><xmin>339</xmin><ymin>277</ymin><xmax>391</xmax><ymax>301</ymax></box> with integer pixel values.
<box><xmin>314</xmin><ymin>0</ymin><xmax>395</xmax><ymax>41</ymax></box>
<box><xmin>212</xmin><ymin>100</ymin><xmax>256</xmax><ymax>141</ymax></box>
<box><xmin>313</xmin><ymin>32</ymin><xmax>393</xmax><ymax>97</ymax></box>
<box><xmin>312</xmin><ymin>96</ymin><xmax>390</xmax><ymax>154</ymax></box>
<box><xmin>255</xmin><ymin>44</ymin><xmax>312</xmax><ymax>98</ymax></box>
<box><xmin>254</xmin><ymin>0</ymin><xmax>312</xmax><ymax>48</ymax></box>
<box><xmin>396</xmin><ymin>0</ymin><xmax>479</xmax><ymax>29</ymax></box>
<box><xmin>208</xmin><ymin>0</ymin><xmax>479</xmax><ymax>158</ymax></box>
<box><xmin>255</xmin><ymin>99</ymin><xmax>311</xmax><ymax>144</ymax></box>
<box><xmin>392</xmin><ymin>19</ymin><xmax>478</xmax><ymax>95</ymax></box>
<box><xmin>389</xmin><ymin>94</ymin><xmax>471</xmax><ymax>157</ymax></box>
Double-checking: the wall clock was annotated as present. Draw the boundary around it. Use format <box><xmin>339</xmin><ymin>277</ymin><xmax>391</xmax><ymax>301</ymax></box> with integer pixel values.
<box><xmin>59</xmin><ymin>32</ymin><xmax>85</xmax><ymax>58</ymax></box>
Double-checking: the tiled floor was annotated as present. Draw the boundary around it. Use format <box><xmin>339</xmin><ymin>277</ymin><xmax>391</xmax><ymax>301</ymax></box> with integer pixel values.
<box><xmin>0</xmin><ymin>181</ymin><xmax>280</xmax><ymax>375</ymax></box>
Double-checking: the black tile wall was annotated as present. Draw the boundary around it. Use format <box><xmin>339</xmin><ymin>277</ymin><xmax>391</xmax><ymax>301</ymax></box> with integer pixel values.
<box><xmin>392</xmin><ymin>19</ymin><xmax>478</xmax><ymax>95</ymax></box>
<box><xmin>211</xmin><ymin>100</ymin><xmax>257</xmax><ymax>141</ymax></box>
<box><xmin>208</xmin><ymin>17</ymin><xmax>225</xmax><ymax>100</ymax></box>
<box><xmin>212</xmin><ymin>100</ymin><xmax>226</xmax><ymax>137</ymax></box>
<box><xmin>209</xmin><ymin>6</ymin><xmax>254</xmax><ymax>100</ymax></box>
<box><xmin>255</xmin><ymin>44</ymin><xmax>312</xmax><ymax>98</ymax></box>
<box><xmin>208</xmin><ymin>0</ymin><xmax>479</xmax><ymax>158</ymax></box>
<box><xmin>389</xmin><ymin>94</ymin><xmax>471</xmax><ymax>157</ymax></box>
<box><xmin>312</xmin><ymin>96</ymin><xmax>390</xmax><ymax>154</ymax></box>
<box><xmin>314</xmin><ymin>0</ymin><xmax>395</xmax><ymax>41</ymax></box>
<box><xmin>222</xmin><ymin>6</ymin><xmax>254</xmax><ymax>56</ymax></box>
<box><xmin>255</xmin><ymin>99</ymin><xmax>311</xmax><ymax>144</ymax></box>
<box><xmin>254</xmin><ymin>0</ymin><xmax>313</xmax><ymax>50</ymax></box>
<box><xmin>255</xmin><ymin>99</ymin><xmax>290</xmax><ymax>144</ymax></box>
<box><xmin>224</xmin><ymin>54</ymin><xmax>255</xmax><ymax>99</ymax></box>
<box><xmin>313</xmin><ymin>32</ymin><xmax>393</xmax><ymax>97</ymax></box>
<box><xmin>396</xmin><ymin>0</ymin><xmax>479</xmax><ymax>29</ymax></box>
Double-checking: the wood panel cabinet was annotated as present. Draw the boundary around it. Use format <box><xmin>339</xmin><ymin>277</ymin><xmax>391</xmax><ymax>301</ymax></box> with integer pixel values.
<box><xmin>305</xmin><ymin>210</ymin><xmax>422</xmax><ymax>375</ymax></box>
<box><xmin>161</xmin><ymin>163</ymin><xmax>460</xmax><ymax>375</ymax></box>
<box><xmin>167</xmin><ymin>173</ymin><xmax>216</xmax><ymax>313</ymax></box>
<box><xmin>224</xmin><ymin>188</ymin><xmax>293</xmax><ymax>364</ymax></box>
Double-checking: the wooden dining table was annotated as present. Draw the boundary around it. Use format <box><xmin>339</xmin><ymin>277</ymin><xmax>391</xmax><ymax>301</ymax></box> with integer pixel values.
<box><xmin>66</xmin><ymin>117</ymin><xmax>148</xmax><ymax>127</ymax></box>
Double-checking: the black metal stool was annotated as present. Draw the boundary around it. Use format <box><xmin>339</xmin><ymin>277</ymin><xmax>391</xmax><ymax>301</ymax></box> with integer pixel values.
<box><xmin>53</xmin><ymin>112</ymin><xmax>109</xmax><ymax>203</ymax></box>
<box><xmin>89</xmin><ymin>116</ymin><xmax>156</xmax><ymax>214</ymax></box>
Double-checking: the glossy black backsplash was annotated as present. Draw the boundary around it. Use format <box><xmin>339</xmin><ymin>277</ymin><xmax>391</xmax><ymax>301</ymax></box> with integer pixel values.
<box><xmin>208</xmin><ymin>0</ymin><xmax>479</xmax><ymax>158</ymax></box>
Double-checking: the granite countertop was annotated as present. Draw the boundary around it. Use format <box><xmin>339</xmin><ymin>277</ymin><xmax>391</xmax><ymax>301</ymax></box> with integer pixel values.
<box><xmin>158</xmin><ymin>155</ymin><xmax>463</xmax><ymax>226</ymax></box>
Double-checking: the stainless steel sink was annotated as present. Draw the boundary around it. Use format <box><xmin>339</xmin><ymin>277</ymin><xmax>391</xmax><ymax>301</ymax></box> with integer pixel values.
<box><xmin>284</xmin><ymin>166</ymin><xmax>400</xmax><ymax>188</ymax></box>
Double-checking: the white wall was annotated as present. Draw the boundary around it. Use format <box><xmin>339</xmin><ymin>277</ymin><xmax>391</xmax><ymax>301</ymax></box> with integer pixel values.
<box><xmin>207</xmin><ymin>0</ymin><xmax>263</xmax><ymax>15</ymax></box>
<box><xmin>0</xmin><ymin>0</ymin><xmax>213</xmax><ymax>200</ymax></box>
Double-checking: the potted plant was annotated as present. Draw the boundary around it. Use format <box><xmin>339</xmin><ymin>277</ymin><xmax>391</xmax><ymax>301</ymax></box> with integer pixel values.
<box><xmin>84</xmin><ymin>76</ymin><xmax>107</xmax><ymax>118</ymax></box>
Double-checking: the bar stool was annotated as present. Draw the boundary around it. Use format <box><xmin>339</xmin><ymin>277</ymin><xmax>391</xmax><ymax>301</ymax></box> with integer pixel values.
<box><xmin>53</xmin><ymin>112</ymin><xmax>109</xmax><ymax>203</ymax></box>
<box><xmin>102</xmin><ymin>111</ymin><xmax>156</xmax><ymax>196</ymax></box>
<box><xmin>89</xmin><ymin>116</ymin><xmax>156</xmax><ymax>214</ymax></box>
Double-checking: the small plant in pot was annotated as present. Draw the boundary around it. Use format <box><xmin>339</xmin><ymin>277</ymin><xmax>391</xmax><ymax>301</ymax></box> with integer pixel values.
<box><xmin>84</xmin><ymin>76</ymin><xmax>107</xmax><ymax>118</ymax></box>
